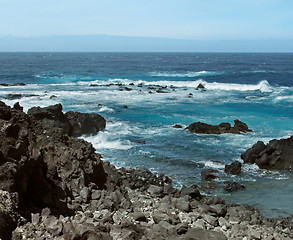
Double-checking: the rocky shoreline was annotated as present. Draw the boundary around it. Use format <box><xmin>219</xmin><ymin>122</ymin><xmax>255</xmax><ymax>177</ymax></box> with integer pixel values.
<box><xmin>0</xmin><ymin>101</ymin><xmax>292</xmax><ymax>240</ymax></box>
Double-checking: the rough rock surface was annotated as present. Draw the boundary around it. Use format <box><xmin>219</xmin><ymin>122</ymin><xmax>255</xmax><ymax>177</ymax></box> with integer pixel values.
<box><xmin>65</xmin><ymin>111</ymin><xmax>106</xmax><ymax>137</ymax></box>
<box><xmin>201</xmin><ymin>169</ymin><xmax>219</xmax><ymax>181</ymax></box>
<box><xmin>28</xmin><ymin>103</ymin><xmax>106</xmax><ymax>137</ymax></box>
<box><xmin>187</xmin><ymin>119</ymin><xmax>252</xmax><ymax>134</ymax></box>
<box><xmin>241</xmin><ymin>136</ymin><xmax>293</xmax><ymax>170</ymax></box>
<box><xmin>224</xmin><ymin>161</ymin><xmax>242</xmax><ymax>175</ymax></box>
<box><xmin>0</xmin><ymin>101</ymin><xmax>292</xmax><ymax>240</ymax></box>
<box><xmin>223</xmin><ymin>181</ymin><xmax>246</xmax><ymax>192</ymax></box>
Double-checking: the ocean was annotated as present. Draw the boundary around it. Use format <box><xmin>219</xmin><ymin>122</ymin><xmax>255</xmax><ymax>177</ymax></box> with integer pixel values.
<box><xmin>1</xmin><ymin>52</ymin><xmax>293</xmax><ymax>218</ymax></box>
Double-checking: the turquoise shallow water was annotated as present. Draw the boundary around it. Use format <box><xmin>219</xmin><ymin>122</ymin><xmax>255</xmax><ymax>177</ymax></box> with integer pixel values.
<box><xmin>1</xmin><ymin>53</ymin><xmax>293</xmax><ymax>218</ymax></box>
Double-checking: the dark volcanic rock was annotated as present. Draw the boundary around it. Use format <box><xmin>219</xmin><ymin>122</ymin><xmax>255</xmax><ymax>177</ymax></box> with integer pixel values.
<box><xmin>241</xmin><ymin>136</ymin><xmax>293</xmax><ymax>170</ymax></box>
<box><xmin>173</xmin><ymin>124</ymin><xmax>183</xmax><ymax>128</ymax></box>
<box><xmin>0</xmin><ymin>101</ymin><xmax>291</xmax><ymax>240</ymax></box>
<box><xmin>223</xmin><ymin>181</ymin><xmax>245</xmax><ymax>192</ymax></box>
<box><xmin>184</xmin><ymin>228</ymin><xmax>227</xmax><ymax>240</ymax></box>
<box><xmin>196</xmin><ymin>83</ymin><xmax>205</xmax><ymax>90</ymax></box>
<box><xmin>0</xmin><ymin>83</ymin><xmax>26</xmax><ymax>87</ymax></box>
<box><xmin>13</xmin><ymin>102</ymin><xmax>23</xmax><ymax>111</ymax></box>
<box><xmin>201</xmin><ymin>169</ymin><xmax>219</xmax><ymax>181</ymax></box>
<box><xmin>65</xmin><ymin>111</ymin><xmax>106</xmax><ymax>137</ymax></box>
<box><xmin>28</xmin><ymin>104</ymin><xmax>72</xmax><ymax>135</ymax></box>
<box><xmin>119</xmin><ymin>167</ymin><xmax>172</xmax><ymax>192</ymax></box>
<box><xmin>180</xmin><ymin>184</ymin><xmax>201</xmax><ymax>199</ymax></box>
<box><xmin>28</xmin><ymin>104</ymin><xmax>106</xmax><ymax>137</ymax></box>
<box><xmin>224</xmin><ymin>161</ymin><xmax>242</xmax><ymax>175</ymax></box>
<box><xmin>0</xmin><ymin>101</ymin><xmax>114</xmax><ymax>236</ymax></box>
<box><xmin>6</xmin><ymin>94</ymin><xmax>22</xmax><ymax>100</ymax></box>
<box><xmin>186</xmin><ymin>119</ymin><xmax>252</xmax><ymax>134</ymax></box>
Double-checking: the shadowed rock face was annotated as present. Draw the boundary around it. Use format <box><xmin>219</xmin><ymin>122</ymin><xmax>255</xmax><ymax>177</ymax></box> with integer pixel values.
<box><xmin>28</xmin><ymin>104</ymin><xmax>106</xmax><ymax>137</ymax></box>
<box><xmin>186</xmin><ymin>119</ymin><xmax>252</xmax><ymax>134</ymax></box>
<box><xmin>65</xmin><ymin>111</ymin><xmax>106</xmax><ymax>137</ymax></box>
<box><xmin>225</xmin><ymin>161</ymin><xmax>242</xmax><ymax>175</ymax></box>
<box><xmin>0</xmin><ymin>102</ymin><xmax>109</xmax><ymax>220</ymax></box>
<box><xmin>241</xmin><ymin>136</ymin><xmax>293</xmax><ymax>170</ymax></box>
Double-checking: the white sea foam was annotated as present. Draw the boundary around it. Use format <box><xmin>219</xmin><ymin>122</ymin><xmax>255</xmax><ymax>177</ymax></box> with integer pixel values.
<box><xmin>83</xmin><ymin>132</ymin><xmax>133</xmax><ymax>150</ymax></box>
<box><xmin>98</xmin><ymin>106</ymin><xmax>115</xmax><ymax>113</ymax></box>
<box><xmin>149</xmin><ymin>71</ymin><xmax>224</xmax><ymax>78</ymax></box>
<box><xmin>274</xmin><ymin>95</ymin><xmax>293</xmax><ymax>102</ymax></box>
<box><xmin>84</xmin><ymin>78</ymin><xmax>274</xmax><ymax>93</ymax></box>
<box><xmin>205</xmin><ymin>80</ymin><xmax>272</xmax><ymax>92</ymax></box>
<box><xmin>202</xmin><ymin>160</ymin><xmax>225</xmax><ymax>170</ymax></box>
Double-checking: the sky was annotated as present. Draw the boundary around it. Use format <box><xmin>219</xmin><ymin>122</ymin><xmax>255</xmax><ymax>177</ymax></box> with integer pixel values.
<box><xmin>0</xmin><ymin>0</ymin><xmax>292</xmax><ymax>51</ymax></box>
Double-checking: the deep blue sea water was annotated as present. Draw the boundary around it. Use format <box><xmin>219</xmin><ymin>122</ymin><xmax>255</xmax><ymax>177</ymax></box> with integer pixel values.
<box><xmin>1</xmin><ymin>52</ymin><xmax>293</xmax><ymax>218</ymax></box>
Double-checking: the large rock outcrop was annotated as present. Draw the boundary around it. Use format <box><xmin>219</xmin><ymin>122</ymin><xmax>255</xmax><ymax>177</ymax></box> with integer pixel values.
<box><xmin>65</xmin><ymin>111</ymin><xmax>106</xmax><ymax>137</ymax></box>
<box><xmin>186</xmin><ymin>119</ymin><xmax>252</xmax><ymax>134</ymax></box>
<box><xmin>0</xmin><ymin>101</ymin><xmax>292</xmax><ymax>240</ymax></box>
<box><xmin>28</xmin><ymin>104</ymin><xmax>106</xmax><ymax>137</ymax></box>
<box><xmin>0</xmin><ymin>101</ymin><xmax>113</xmax><ymax>236</ymax></box>
<box><xmin>241</xmin><ymin>136</ymin><xmax>293</xmax><ymax>170</ymax></box>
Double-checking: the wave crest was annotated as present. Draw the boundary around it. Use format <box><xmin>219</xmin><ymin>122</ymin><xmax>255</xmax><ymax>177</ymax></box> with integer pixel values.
<box><xmin>149</xmin><ymin>71</ymin><xmax>224</xmax><ymax>78</ymax></box>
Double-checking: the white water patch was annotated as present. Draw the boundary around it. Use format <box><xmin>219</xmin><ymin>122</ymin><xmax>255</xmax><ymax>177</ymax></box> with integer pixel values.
<box><xmin>84</xmin><ymin>132</ymin><xmax>133</xmax><ymax>150</ymax></box>
<box><xmin>83</xmin><ymin>121</ymin><xmax>136</xmax><ymax>150</ymax></box>
<box><xmin>242</xmin><ymin>162</ymin><xmax>290</xmax><ymax>181</ymax></box>
<box><xmin>202</xmin><ymin>160</ymin><xmax>226</xmax><ymax>170</ymax></box>
<box><xmin>85</xmin><ymin>78</ymin><xmax>206</xmax><ymax>89</ymax></box>
<box><xmin>98</xmin><ymin>106</ymin><xmax>115</xmax><ymax>113</ymax></box>
<box><xmin>149</xmin><ymin>71</ymin><xmax>224</xmax><ymax>78</ymax></box>
<box><xmin>2</xmin><ymin>95</ymin><xmax>59</xmax><ymax>113</ymax></box>
<box><xmin>274</xmin><ymin>95</ymin><xmax>293</xmax><ymax>103</ymax></box>
<box><xmin>83</xmin><ymin>78</ymin><xmax>275</xmax><ymax>94</ymax></box>
<box><xmin>205</xmin><ymin>80</ymin><xmax>272</xmax><ymax>93</ymax></box>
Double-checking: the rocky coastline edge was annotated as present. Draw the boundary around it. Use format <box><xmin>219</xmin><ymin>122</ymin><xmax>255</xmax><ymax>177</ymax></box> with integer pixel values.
<box><xmin>0</xmin><ymin>101</ymin><xmax>292</xmax><ymax>240</ymax></box>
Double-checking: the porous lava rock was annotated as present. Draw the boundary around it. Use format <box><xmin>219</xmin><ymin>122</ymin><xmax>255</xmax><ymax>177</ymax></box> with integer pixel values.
<box><xmin>241</xmin><ymin>136</ymin><xmax>293</xmax><ymax>170</ymax></box>
<box><xmin>187</xmin><ymin>119</ymin><xmax>252</xmax><ymax>134</ymax></box>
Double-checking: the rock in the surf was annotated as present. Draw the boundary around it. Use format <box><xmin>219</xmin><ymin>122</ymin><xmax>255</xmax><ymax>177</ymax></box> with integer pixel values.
<box><xmin>201</xmin><ymin>169</ymin><xmax>219</xmax><ymax>181</ymax></box>
<box><xmin>65</xmin><ymin>111</ymin><xmax>106</xmax><ymax>137</ymax></box>
<box><xmin>223</xmin><ymin>181</ymin><xmax>245</xmax><ymax>192</ymax></box>
<box><xmin>196</xmin><ymin>83</ymin><xmax>205</xmax><ymax>90</ymax></box>
<box><xmin>224</xmin><ymin>161</ymin><xmax>242</xmax><ymax>175</ymax></box>
<box><xmin>241</xmin><ymin>136</ymin><xmax>293</xmax><ymax>170</ymax></box>
<box><xmin>187</xmin><ymin>119</ymin><xmax>252</xmax><ymax>134</ymax></box>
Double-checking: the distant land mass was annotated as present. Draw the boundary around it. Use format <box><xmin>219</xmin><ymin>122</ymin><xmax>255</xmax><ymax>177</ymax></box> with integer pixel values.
<box><xmin>0</xmin><ymin>34</ymin><xmax>292</xmax><ymax>52</ymax></box>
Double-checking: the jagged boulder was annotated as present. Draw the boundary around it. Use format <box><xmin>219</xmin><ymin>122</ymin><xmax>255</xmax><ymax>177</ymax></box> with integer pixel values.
<box><xmin>0</xmin><ymin>101</ymin><xmax>113</xmax><ymax>238</ymax></box>
<box><xmin>225</xmin><ymin>161</ymin><xmax>242</xmax><ymax>175</ymax></box>
<box><xmin>28</xmin><ymin>104</ymin><xmax>106</xmax><ymax>137</ymax></box>
<box><xmin>241</xmin><ymin>136</ymin><xmax>293</xmax><ymax>170</ymax></box>
<box><xmin>223</xmin><ymin>181</ymin><xmax>245</xmax><ymax>192</ymax></box>
<box><xmin>28</xmin><ymin>104</ymin><xmax>72</xmax><ymax>135</ymax></box>
<box><xmin>186</xmin><ymin>119</ymin><xmax>252</xmax><ymax>134</ymax></box>
<box><xmin>65</xmin><ymin>111</ymin><xmax>106</xmax><ymax>137</ymax></box>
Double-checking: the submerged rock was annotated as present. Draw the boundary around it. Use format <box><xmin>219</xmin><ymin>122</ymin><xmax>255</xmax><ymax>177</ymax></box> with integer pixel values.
<box><xmin>241</xmin><ymin>136</ymin><xmax>293</xmax><ymax>170</ymax></box>
<box><xmin>201</xmin><ymin>169</ymin><xmax>219</xmax><ymax>181</ymax></box>
<box><xmin>225</xmin><ymin>161</ymin><xmax>242</xmax><ymax>175</ymax></box>
<box><xmin>186</xmin><ymin>119</ymin><xmax>252</xmax><ymax>134</ymax></box>
<box><xmin>223</xmin><ymin>181</ymin><xmax>245</xmax><ymax>192</ymax></box>
<box><xmin>0</xmin><ymin>83</ymin><xmax>26</xmax><ymax>87</ymax></box>
<box><xmin>196</xmin><ymin>83</ymin><xmax>205</xmax><ymax>90</ymax></box>
<box><xmin>6</xmin><ymin>94</ymin><xmax>22</xmax><ymax>100</ymax></box>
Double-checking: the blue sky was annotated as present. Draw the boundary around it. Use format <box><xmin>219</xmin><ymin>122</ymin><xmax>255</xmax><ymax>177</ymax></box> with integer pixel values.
<box><xmin>0</xmin><ymin>0</ymin><xmax>292</xmax><ymax>51</ymax></box>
